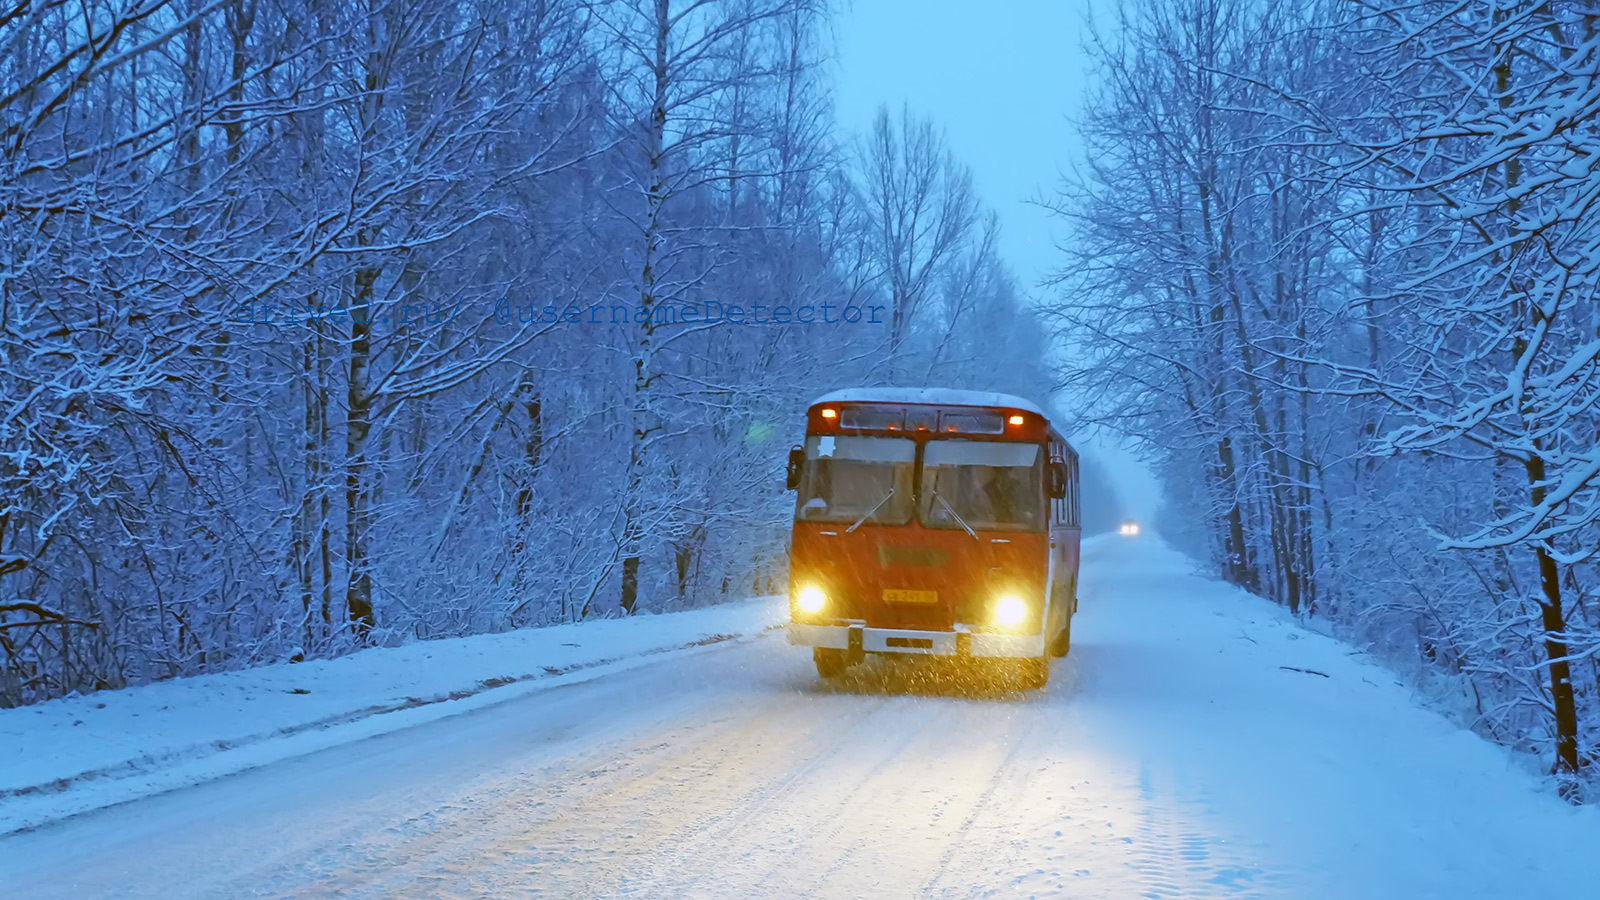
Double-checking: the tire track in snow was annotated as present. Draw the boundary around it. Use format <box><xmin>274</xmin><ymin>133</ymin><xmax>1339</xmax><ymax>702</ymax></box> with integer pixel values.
<box><xmin>917</xmin><ymin>705</ymin><xmax>1040</xmax><ymax>897</ymax></box>
<box><xmin>602</xmin><ymin>693</ymin><xmax>903</xmax><ymax>896</ymax></box>
<box><xmin>787</xmin><ymin>695</ymin><xmax>1025</xmax><ymax>900</ymax></box>
<box><xmin>183</xmin><ymin>639</ymin><xmax>807</xmax><ymax>899</ymax></box>
<box><xmin>645</xmin><ymin>694</ymin><xmax>929</xmax><ymax>897</ymax></box>
<box><xmin>920</xmin><ymin>670</ymin><xmax>1116</xmax><ymax>897</ymax></box>
<box><xmin>328</xmin><ymin>689</ymin><xmax>884</xmax><ymax>898</ymax></box>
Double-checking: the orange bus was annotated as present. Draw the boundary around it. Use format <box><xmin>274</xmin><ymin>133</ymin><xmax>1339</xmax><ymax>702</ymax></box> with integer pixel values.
<box><xmin>782</xmin><ymin>388</ymin><xmax>1081</xmax><ymax>688</ymax></box>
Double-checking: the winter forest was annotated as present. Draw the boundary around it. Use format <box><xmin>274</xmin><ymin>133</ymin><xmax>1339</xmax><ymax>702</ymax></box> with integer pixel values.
<box><xmin>3</xmin><ymin>0</ymin><xmax>1600</xmax><ymax>800</ymax></box>
<box><xmin>0</xmin><ymin>0</ymin><xmax>1069</xmax><ymax>707</ymax></box>
<box><xmin>1055</xmin><ymin>0</ymin><xmax>1600</xmax><ymax>795</ymax></box>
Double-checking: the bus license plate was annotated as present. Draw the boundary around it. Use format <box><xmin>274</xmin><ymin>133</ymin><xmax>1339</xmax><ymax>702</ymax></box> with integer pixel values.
<box><xmin>883</xmin><ymin>589</ymin><xmax>936</xmax><ymax>604</ymax></box>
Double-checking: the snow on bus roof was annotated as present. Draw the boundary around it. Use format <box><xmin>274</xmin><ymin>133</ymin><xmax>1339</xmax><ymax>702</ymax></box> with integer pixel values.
<box><xmin>809</xmin><ymin>387</ymin><xmax>1047</xmax><ymax>418</ymax></box>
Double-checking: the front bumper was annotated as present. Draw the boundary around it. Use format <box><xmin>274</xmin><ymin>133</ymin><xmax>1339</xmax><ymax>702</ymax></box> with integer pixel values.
<box><xmin>787</xmin><ymin>623</ymin><xmax>1044</xmax><ymax>659</ymax></box>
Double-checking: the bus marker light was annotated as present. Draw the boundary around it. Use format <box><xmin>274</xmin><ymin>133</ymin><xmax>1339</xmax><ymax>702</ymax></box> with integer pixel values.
<box><xmin>1007</xmin><ymin>415</ymin><xmax>1024</xmax><ymax>425</ymax></box>
<box><xmin>820</xmin><ymin>408</ymin><xmax>837</xmax><ymax>419</ymax></box>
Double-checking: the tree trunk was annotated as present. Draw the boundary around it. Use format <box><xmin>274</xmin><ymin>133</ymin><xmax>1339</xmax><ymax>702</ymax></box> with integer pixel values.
<box><xmin>619</xmin><ymin>0</ymin><xmax>672</xmax><ymax>616</ymax></box>
<box><xmin>1526</xmin><ymin>452</ymin><xmax>1581</xmax><ymax>779</ymax></box>
<box><xmin>345</xmin><ymin>260</ymin><xmax>378</xmax><ymax>634</ymax></box>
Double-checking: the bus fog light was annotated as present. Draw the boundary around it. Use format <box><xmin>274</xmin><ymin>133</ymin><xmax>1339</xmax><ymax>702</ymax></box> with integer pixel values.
<box><xmin>994</xmin><ymin>595</ymin><xmax>1027</xmax><ymax>627</ymax></box>
<box><xmin>797</xmin><ymin>586</ymin><xmax>826</xmax><ymax>613</ymax></box>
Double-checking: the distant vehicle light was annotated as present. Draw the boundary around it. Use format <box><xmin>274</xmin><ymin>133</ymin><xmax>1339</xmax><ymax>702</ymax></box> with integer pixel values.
<box><xmin>1007</xmin><ymin>415</ymin><xmax>1024</xmax><ymax>425</ymax></box>
<box><xmin>797</xmin><ymin>586</ymin><xmax>826</xmax><ymax>613</ymax></box>
<box><xmin>1120</xmin><ymin>520</ymin><xmax>1140</xmax><ymax>536</ymax></box>
<box><xmin>994</xmin><ymin>595</ymin><xmax>1027</xmax><ymax>627</ymax></box>
<box><xmin>820</xmin><ymin>408</ymin><xmax>837</xmax><ymax>419</ymax></box>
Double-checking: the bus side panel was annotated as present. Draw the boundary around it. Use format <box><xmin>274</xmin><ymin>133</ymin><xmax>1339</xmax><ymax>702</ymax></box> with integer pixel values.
<box><xmin>1056</xmin><ymin>526</ymin><xmax>1082</xmax><ymax>612</ymax></box>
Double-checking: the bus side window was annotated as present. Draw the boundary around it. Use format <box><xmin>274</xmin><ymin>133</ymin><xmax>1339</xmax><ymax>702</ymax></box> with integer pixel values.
<box><xmin>1068</xmin><ymin>455</ymin><xmax>1081</xmax><ymax>527</ymax></box>
<box><xmin>1048</xmin><ymin>441</ymin><xmax>1067</xmax><ymax>525</ymax></box>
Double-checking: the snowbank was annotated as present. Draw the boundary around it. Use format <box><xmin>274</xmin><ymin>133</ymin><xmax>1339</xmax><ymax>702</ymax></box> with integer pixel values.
<box><xmin>0</xmin><ymin>597</ymin><xmax>785</xmax><ymax>834</ymax></box>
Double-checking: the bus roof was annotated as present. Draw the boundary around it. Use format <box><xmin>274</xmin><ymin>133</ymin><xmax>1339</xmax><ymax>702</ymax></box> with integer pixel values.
<box><xmin>809</xmin><ymin>387</ymin><xmax>1048</xmax><ymax>418</ymax></box>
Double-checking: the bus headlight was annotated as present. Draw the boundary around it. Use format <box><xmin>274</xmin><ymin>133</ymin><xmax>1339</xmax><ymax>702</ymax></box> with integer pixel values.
<box><xmin>994</xmin><ymin>595</ymin><xmax>1027</xmax><ymax>628</ymax></box>
<box><xmin>797</xmin><ymin>586</ymin><xmax>826</xmax><ymax>614</ymax></box>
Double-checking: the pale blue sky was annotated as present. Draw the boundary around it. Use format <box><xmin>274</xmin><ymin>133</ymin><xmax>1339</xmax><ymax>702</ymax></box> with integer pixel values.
<box><xmin>833</xmin><ymin>0</ymin><xmax>1095</xmax><ymax>293</ymax></box>
<box><xmin>833</xmin><ymin>0</ymin><xmax>1160</xmax><ymax>521</ymax></box>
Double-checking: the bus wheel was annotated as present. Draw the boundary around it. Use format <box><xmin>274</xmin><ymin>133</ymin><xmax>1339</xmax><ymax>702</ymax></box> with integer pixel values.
<box><xmin>1049</xmin><ymin>616</ymin><xmax>1072</xmax><ymax>658</ymax></box>
<box><xmin>814</xmin><ymin>648</ymin><xmax>848</xmax><ymax>680</ymax></box>
<box><xmin>1018</xmin><ymin>657</ymin><xmax>1049</xmax><ymax>690</ymax></box>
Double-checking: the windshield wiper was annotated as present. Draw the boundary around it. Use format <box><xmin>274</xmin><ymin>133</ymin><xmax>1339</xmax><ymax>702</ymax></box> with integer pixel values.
<box><xmin>846</xmin><ymin>488</ymin><xmax>895</xmax><ymax>533</ymax></box>
<box><xmin>931</xmin><ymin>489</ymin><xmax>979</xmax><ymax>541</ymax></box>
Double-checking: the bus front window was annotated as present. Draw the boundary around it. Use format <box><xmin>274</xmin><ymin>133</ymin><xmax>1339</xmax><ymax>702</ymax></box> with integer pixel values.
<box><xmin>795</xmin><ymin>436</ymin><xmax>916</xmax><ymax>526</ymax></box>
<box><xmin>919</xmin><ymin>441</ymin><xmax>1044</xmax><ymax>531</ymax></box>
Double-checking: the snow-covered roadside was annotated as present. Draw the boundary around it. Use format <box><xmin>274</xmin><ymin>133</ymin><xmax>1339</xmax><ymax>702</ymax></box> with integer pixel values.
<box><xmin>0</xmin><ymin>596</ymin><xmax>785</xmax><ymax>835</ymax></box>
<box><xmin>1067</xmin><ymin>535</ymin><xmax>1600</xmax><ymax>897</ymax></box>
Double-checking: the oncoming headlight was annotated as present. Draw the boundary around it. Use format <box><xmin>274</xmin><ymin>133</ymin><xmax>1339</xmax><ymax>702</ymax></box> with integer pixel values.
<box><xmin>993</xmin><ymin>595</ymin><xmax>1027</xmax><ymax>628</ymax></box>
<box><xmin>797</xmin><ymin>586</ymin><xmax>826</xmax><ymax>614</ymax></box>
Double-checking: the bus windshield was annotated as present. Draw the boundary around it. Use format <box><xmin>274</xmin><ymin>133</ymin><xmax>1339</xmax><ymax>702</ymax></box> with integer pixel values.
<box><xmin>795</xmin><ymin>435</ymin><xmax>916</xmax><ymax>526</ymax></box>
<box><xmin>919</xmin><ymin>440</ymin><xmax>1044</xmax><ymax>531</ymax></box>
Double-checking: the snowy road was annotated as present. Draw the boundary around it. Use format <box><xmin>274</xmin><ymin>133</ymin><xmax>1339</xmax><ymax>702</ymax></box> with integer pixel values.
<box><xmin>5</xmin><ymin>537</ymin><xmax>1599</xmax><ymax>899</ymax></box>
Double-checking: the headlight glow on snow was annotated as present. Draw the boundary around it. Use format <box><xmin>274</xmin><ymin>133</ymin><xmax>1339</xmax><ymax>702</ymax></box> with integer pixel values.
<box><xmin>797</xmin><ymin>586</ymin><xmax>826</xmax><ymax>614</ymax></box>
<box><xmin>994</xmin><ymin>595</ymin><xmax>1027</xmax><ymax>628</ymax></box>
